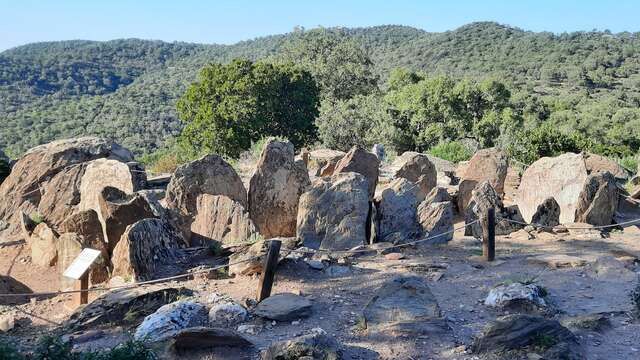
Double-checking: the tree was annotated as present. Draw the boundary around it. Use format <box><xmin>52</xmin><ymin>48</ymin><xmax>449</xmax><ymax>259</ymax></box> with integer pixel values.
<box><xmin>276</xmin><ymin>28</ymin><xmax>378</xmax><ymax>100</ymax></box>
<box><xmin>176</xmin><ymin>59</ymin><xmax>319</xmax><ymax>158</ymax></box>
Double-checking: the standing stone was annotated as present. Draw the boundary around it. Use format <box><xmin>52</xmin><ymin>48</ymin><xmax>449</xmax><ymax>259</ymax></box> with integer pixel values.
<box><xmin>465</xmin><ymin>181</ymin><xmax>523</xmax><ymax>238</ymax></box>
<box><xmin>59</xmin><ymin>209</ymin><xmax>105</xmax><ymax>246</ymax></box>
<box><xmin>98</xmin><ymin>187</ymin><xmax>156</xmax><ymax>252</ymax></box>
<box><xmin>391</xmin><ymin>152</ymin><xmax>437</xmax><ymax>198</ymax></box>
<box><xmin>417</xmin><ymin>200</ymin><xmax>454</xmax><ymax>243</ymax></box>
<box><xmin>332</xmin><ymin>147</ymin><xmax>380</xmax><ymax>199</ymax></box>
<box><xmin>297</xmin><ymin>173</ymin><xmax>369</xmax><ymax>250</ymax></box>
<box><xmin>56</xmin><ymin>233</ymin><xmax>83</xmax><ymax>290</ymax></box>
<box><xmin>584</xmin><ymin>153</ymin><xmax>628</xmax><ymax>180</ymax></box>
<box><xmin>0</xmin><ymin>137</ymin><xmax>133</xmax><ymax>234</ymax></box>
<box><xmin>111</xmin><ymin>218</ymin><xmax>183</xmax><ymax>281</ymax></box>
<box><xmin>249</xmin><ymin>140</ymin><xmax>311</xmax><ymax>238</ymax></box>
<box><xmin>78</xmin><ymin>158</ymin><xmax>146</xmax><ymax>224</ymax></box>
<box><xmin>371</xmin><ymin>144</ymin><xmax>385</xmax><ymax>162</ymax></box>
<box><xmin>516</xmin><ymin>153</ymin><xmax>589</xmax><ymax>224</ymax></box>
<box><xmin>531</xmin><ymin>197</ymin><xmax>561</xmax><ymax>228</ymax></box>
<box><xmin>457</xmin><ymin>148</ymin><xmax>508</xmax><ymax>212</ymax></box>
<box><xmin>191</xmin><ymin>194</ymin><xmax>257</xmax><ymax>246</ymax></box>
<box><xmin>30</xmin><ymin>222</ymin><xmax>58</xmax><ymax>267</ymax></box>
<box><xmin>165</xmin><ymin>155</ymin><xmax>246</xmax><ymax>241</ymax></box>
<box><xmin>375</xmin><ymin>178</ymin><xmax>424</xmax><ymax>243</ymax></box>
<box><xmin>574</xmin><ymin>172</ymin><xmax>618</xmax><ymax>226</ymax></box>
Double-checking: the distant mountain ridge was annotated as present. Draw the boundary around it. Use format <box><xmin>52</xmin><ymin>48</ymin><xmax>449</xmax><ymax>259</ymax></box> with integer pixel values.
<box><xmin>1</xmin><ymin>22</ymin><xmax>639</xmax><ymax>156</ymax></box>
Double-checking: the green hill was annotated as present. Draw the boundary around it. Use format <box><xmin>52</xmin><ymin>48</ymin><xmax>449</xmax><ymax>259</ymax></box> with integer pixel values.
<box><xmin>1</xmin><ymin>22</ymin><xmax>639</xmax><ymax>157</ymax></box>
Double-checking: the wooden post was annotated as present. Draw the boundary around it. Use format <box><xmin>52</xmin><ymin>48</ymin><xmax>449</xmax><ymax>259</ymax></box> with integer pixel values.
<box><xmin>256</xmin><ymin>239</ymin><xmax>282</xmax><ymax>302</ymax></box>
<box><xmin>482</xmin><ymin>207</ymin><xmax>496</xmax><ymax>262</ymax></box>
<box><xmin>73</xmin><ymin>274</ymin><xmax>89</xmax><ymax>306</ymax></box>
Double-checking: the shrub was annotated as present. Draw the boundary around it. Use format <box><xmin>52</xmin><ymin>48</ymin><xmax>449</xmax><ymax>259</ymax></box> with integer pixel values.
<box><xmin>0</xmin><ymin>159</ymin><xmax>10</xmax><ymax>184</ymax></box>
<box><xmin>619</xmin><ymin>155</ymin><xmax>638</xmax><ymax>173</ymax></box>
<box><xmin>428</xmin><ymin>141</ymin><xmax>472</xmax><ymax>163</ymax></box>
<box><xmin>0</xmin><ymin>340</ymin><xmax>23</xmax><ymax>360</ymax></box>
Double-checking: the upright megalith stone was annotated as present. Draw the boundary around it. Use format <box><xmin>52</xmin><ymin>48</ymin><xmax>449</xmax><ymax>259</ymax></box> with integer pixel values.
<box><xmin>391</xmin><ymin>152</ymin><xmax>437</xmax><ymax>198</ymax></box>
<box><xmin>531</xmin><ymin>197</ymin><xmax>561</xmax><ymax>228</ymax></box>
<box><xmin>98</xmin><ymin>187</ymin><xmax>156</xmax><ymax>251</ymax></box>
<box><xmin>191</xmin><ymin>194</ymin><xmax>257</xmax><ymax>246</ymax></box>
<box><xmin>332</xmin><ymin>147</ymin><xmax>380</xmax><ymax>199</ymax></box>
<box><xmin>112</xmin><ymin>218</ymin><xmax>184</xmax><ymax>281</ymax></box>
<box><xmin>457</xmin><ymin>148</ymin><xmax>508</xmax><ymax>212</ymax></box>
<box><xmin>297</xmin><ymin>173</ymin><xmax>370</xmax><ymax>250</ymax></box>
<box><xmin>375</xmin><ymin>178</ymin><xmax>424</xmax><ymax>243</ymax></box>
<box><xmin>165</xmin><ymin>155</ymin><xmax>246</xmax><ymax>242</ymax></box>
<box><xmin>30</xmin><ymin>222</ymin><xmax>58</xmax><ymax>267</ymax></box>
<box><xmin>574</xmin><ymin>172</ymin><xmax>618</xmax><ymax>226</ymax></box>
<box><xmin>248</xmin><ymin>139</ymin><xmax>311</xmax><ymax>238</ymax></box>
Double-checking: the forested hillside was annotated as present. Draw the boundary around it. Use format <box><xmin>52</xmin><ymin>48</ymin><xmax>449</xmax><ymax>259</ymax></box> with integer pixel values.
<box><xmin>1</xmin><ymin>22</ymin><xmax>639</xmax><ymax>159</ymax></box>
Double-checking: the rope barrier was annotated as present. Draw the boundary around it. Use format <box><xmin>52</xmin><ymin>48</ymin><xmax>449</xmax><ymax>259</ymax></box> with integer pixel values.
<box><xmin>497</xmin><ymin>215</ymin><xmax>640</xmax><ymax>230</ymax></box>
<box><xmin>0</xmin><ymin>255</ymin><xmax>261</xmax><ymax>298</ymax></box>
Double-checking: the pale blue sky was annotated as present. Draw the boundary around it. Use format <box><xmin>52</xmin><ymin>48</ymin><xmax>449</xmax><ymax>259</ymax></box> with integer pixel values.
<box><xmin>1</xmin><ymin>0</ymin><xmax>638</xmax><ymax>51</ymax></box>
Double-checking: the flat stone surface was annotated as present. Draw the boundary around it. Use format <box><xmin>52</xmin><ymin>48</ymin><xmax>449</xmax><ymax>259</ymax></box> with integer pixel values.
<box><xmin>253</xmin><ymin>293</ymin><xmax>312</xmax><ymax>321</ymax></box>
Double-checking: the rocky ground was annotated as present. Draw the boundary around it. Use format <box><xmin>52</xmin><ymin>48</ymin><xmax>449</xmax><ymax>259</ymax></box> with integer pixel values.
<box><xmin>1</xmin><ymin>217</ymin><xmax>640</xmax><ymax>359</ymax></box>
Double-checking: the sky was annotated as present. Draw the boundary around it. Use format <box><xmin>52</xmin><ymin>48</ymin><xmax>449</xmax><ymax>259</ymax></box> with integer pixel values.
<box><xmin>1</xmin><ymin>0</ymin><xmax>639</xmax><ymax>52</ymax></box>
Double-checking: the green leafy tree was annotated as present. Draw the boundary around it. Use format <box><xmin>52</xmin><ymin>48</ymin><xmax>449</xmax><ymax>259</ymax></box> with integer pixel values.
<box><xmin>276</xmin><ymin>28</ymin><xmax>378</xmax><ymax>100</ymax></box>
<box><xmin>176</xmin><ymin>59</ymin><xmax>319</xmax><ymax>158</ymax></box>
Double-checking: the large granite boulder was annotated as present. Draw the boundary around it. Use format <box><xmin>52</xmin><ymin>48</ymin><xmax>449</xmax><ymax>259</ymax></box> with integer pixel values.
<box><xmin>0</xmin><ymin>137</ymin><xmax>133</xmax><ymax>234</ymax></box>
<box><xmin>30</xmin><ymin>222</ymin><xmax>58</xmax><ymax>267</ymax></box>
<box><xmin>191</xmin><ymin>194</ymin><xmax>257</xmax><ymax>246</ymax></box>
<box><xmin>249</xmin><ymin>140</ymin><xmax>311</xmax><ymax>238</ymax></box>
<box><xmin>391</xmin><ymin>152</ymin><xmax>437</xmax><ymax>197</ymax></box>
<box><xmin>517</xmin><ymin>153</ymin><xmax>589</xmax><ymax>224</ymax></box>
<box><xmin>375</xmin><ymin>178</ymin><xmax>424</xmax><ymax>243</ymax></box>
<box><xmin>574</xmin><ymin>172</ymin><xmax>618</xmax><ymax>226</ymax></box>
<box><xmin>98</xmin><ymin>187</ymin><xmax>156</xmax><ymax>251</ymax></box>
<box><xmin>297</xmin><ymin>173</ymin><xmax>370</xmax><ymax>251</ymax></box>
<box><xmin>165</xmin><ymin>155</ymin><xmax>246</xmax><ymax>242</ymax></box>
<box><xmin>78</xmin><ymin>159</ymin><xmax>146</xmax><ymax>223</ymax></box>
<box><xmin>457</xmin><ymin>148</ymin><xmax>508</xmax><ymax>212</ymax></box>
<box><xmin>517</xmin><ymin>153</ymin><xmax>619</xmax><ymax>225</ymax></box>
<box><xmin>332</xmin><ymin>147</ymin><xmax>380</xmax><ymax>199</ymax></box>
<box><xmin>111</xmin><ymin>218</ymin><xmax>183</xmax><ymax>282</ymax></box>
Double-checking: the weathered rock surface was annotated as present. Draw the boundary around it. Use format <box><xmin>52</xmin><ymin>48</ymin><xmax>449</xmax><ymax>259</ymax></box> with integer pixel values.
<box><xmin>375</xmin><ymin>178</ymin><xmax>424</xmax><ymax>243</ymax></box>
<box><xmin>65</xmin><ymin>285</ymin><xmax>193</xmax><ymax>330</ymax></box>
<box><xmin>485</xmin><ymin>283</ymin><xmax>550</xmax><ymax>314</ymax></box>
<box><xmin>464</xmin><ymin>182</ymin><xmax>523</xmax><ymax>238</ymax></box>
<box><xmin>261</xmin><ymin>328</ymin><xmax>340</xmax><ymax>360</ymax></box>
<box><xmin>253</xmin><ymin>293</ymin><xmax>312</xmax><ymax>321</ymax></box>
<box><xmin>531</xmin><ymin>197</ymin><xmax>561</xmax><ymax>228</ymax></box>
<box><xmin>391</xmin><ymin>152</ymin><xmax>437</xmax><ymax>197</ymax></box>
<box><xmin>208</xmin><ymin>294</ymin><xmax>248</xmax><ymax>326</ymax></box>
<box><xmin>165</xmin><ymin>155</ymin><xmax>246</xmax><ymax>241</ymax></box>
<box><xmin>363</xmin><ymin>276</ymin><xmax>447</xmax><ymax>335</ymax></box>
<box><xmin>191</xmin><ymin>194</ymin><xmax>257</xmax><ymax>246</ymax></box>
<box><xmin>78</xmin><ymin>159</ymin><xmax>146</xmax><ymax>223</ymax></box>
<box><xmin>417</xmin><ymin>200</ymin><xmax>454</xmax><ymax>243</ymax></box>
<box><xmin>228</xmin><ymin>238</ymin><xmax>298</xmax><ymax>276</ymax></box>
<box><xmin>111</xmin><ymin>218</ymin><xmax>183</xmax><ymax>281</ymax></box>
<box><xmin>134</xmin><ymin>301</ymin><xmax>208</xmax><ymax>342</ymax></box>
<box><xmin>20</xmin><ymin>211</ymin><xmax>37</xmax><ymax>238</ymax></box>
<box><xmin>574</xmin><ymin>172</ymin><xmax>618</xmax><ymax>226</ymax></box>
<box><xmin>30</xmin><ymin>222</ymin><xmax>58</xmax><ymax>267</ymax></box>
<box><xmin>308</xmin><ymin>149</ymin><xmax>345</xmax><ymax>177</ymax></box>
<box><xmin>371</xmin><ymin>144</ymin><xmax>385</xmax><ymax>161</ymax></box>
<box><xmin>249</xmin><ymin>139</ymin><xmax>311</xmax><ymax>238</ymax></box>
<box><xmin>332</xmin><ymin>146</ymin><xmax>380</xmax><ymax>199</ymax></box>
<box><xmin>584</xmin><ymin>152</ymin><xmax>628</xmax><ymax>180</ymax></box>
<box><xmin>457</xmin><ymin>148</ymin><xmax>508</xmax><ymax>212</ymax></box>
<box><xmin>472</xmin><ymin>314</ymin><xmax>580</xmax><ymax>359</ymax></box>
<box><xmin>98</xmin><ymin>187</ymin><xmax>156</xmax><ymax>251</ymax></box>
<box><xmin>0</xmin><ymin>137</ymin><xmax>133</xmax><ymax>234</ymax></box>
<box><xmin>171</xmin><ymin>327</ymin><xmax>253</xmax><ymax>351</ymax></box>
<box><xmin>297</xmin><ymin>173</ymin><xmax>370</xmax><ymax>250</ymax></box>
<box><xmin>517</xmin><ymin>153</ymin><xmax>588</xmax><ymax>224</ymax></box>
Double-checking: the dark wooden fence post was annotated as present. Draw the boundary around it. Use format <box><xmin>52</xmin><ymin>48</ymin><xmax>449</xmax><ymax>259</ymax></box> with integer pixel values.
<box><xmin>482</xmin><ymin>207</ymin><xmax>496</xmax><ymax>262</ymax></box>
<box><xmin>256</xmin><ymin>239</ymin><xmax>282</xmax><ymax>302</ymax></box>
